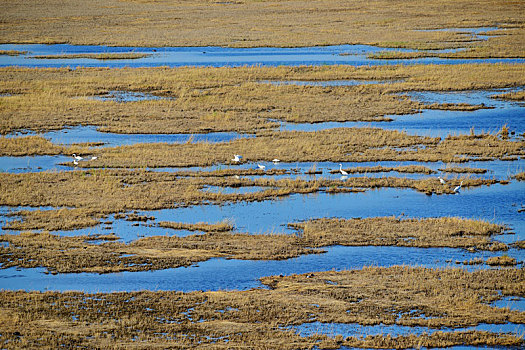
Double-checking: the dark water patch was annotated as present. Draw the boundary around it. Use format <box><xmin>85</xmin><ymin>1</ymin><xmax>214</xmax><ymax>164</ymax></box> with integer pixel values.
<box><xmin>1</xmin><ymin>44</ymin><xmax>524</xmax><ymax>68</ymax></box>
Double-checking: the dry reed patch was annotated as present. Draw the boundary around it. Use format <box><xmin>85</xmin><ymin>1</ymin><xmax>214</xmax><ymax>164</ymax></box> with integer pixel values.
<box><xmin>492</xmin><ymin>90</ymin><xmax>525</xmax><ymax>101</ymax></box>
<box><xmin>290</xmin><ymin>216</ymin><xmax>508</xmax><ymax>251</ymax></box>
<box><xmin>424</xmin><ymin>102</ymin><xmax>492</xmax><ymax>111</ymax></box>
<box><xmin>486</xmin><ymin>255</ymin><xmax>518</xmax><ymax>266</ymax></box>
<box><xmin>0</xmin><ymin>230</ymin><xmax>318</xmax><ymax>273</ymax></box>
<box><xmin>1</xmin><ymin>64</ymin><xmax>524</xmax><ymax>135</ymax></box>
<box><xmin>0</xmin><ymin>50</ymin><xmax>27</xmax><ymax>56</ymax></box>
<box><xmin>0</xmin><ymin>136</ymin><xmax>65</xmax><ymax>156</ymax></box>
<box><xmin>2</xmin><ymin>208</ymin><xmax>103</xmax><ymax>231</ymax></box>
<box><xmin>513</xmin><ymin>171</ymin><xmax>525</xmax><ymax>181</ymax></box>
<box><xmin>328</xmin><ymin>165</ymin><xmax>435</xmax><ymax>175</ymax></box>
<box><xmin>0</xmin><ymin>217</ymin><xmax>510</xmax><ymax>273</ymax></box>
<box><xmin>157</xmin><ymin>220</ymin><xmax>234</xmax><ymax>233</ymax></box>
<box><xmin>438</xmin><ymin>166</ymin><xmax>488</xmax><ymax>174</ymax></box>
<box><xmin>82</xmin><ymin>129</ymin><xmax>524</xmax><ymax>168</ymax></box>
<box><xmin>31</xmin><ymin>53</ymin><xmax>151</xmax><ymax>60</ymax></box>
<box><xmin>0</xmin><ymin>267</ymin><xmax>523</xmax><ymax>349</ymax></box>
<box><xmin>0</xmin><ymin>0</ymin><xmax>524</xmax><ymax>56</ymax></box>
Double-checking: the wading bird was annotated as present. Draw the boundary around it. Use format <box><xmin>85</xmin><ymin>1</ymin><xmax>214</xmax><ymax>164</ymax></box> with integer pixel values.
<box><xmin>339</xmin><ymin>164</ymin><xmax>348</xmax><ymax>176</ymax></box>
<box><xmin>454</xmin><ymin>181</ymin><xmax>463</xmax><ymax>194</ymax></box>
<box><xmin>90</xmin><ymin>156</ymin><xmax>98</xmax><ymax>161</ymax></box>
<box><xmin>438</xmin><ymin>177</ymin><xmax>446</xmax><ymax>185</ymax></box>
<box><xmin>232</xmin><ymin>154</ymin><xmax>242</xmax><ymax>163</ymax></box>
<box><xmin>257</xmin><ymin>164</ymin><xmax>266</xmax><ymax>170</ymax></box>
<box><xmin>73</xmin><ymin>154</ymin><xmax>83</xmax><ymax>161</ymax></box>
<box><xmin>73</xmin><ymin>159</ymin><xmax>79</xmax><ymax>166</ymax></box>
<box><xmin>272</xmin><ymin>159</ymin><xmax>280</xmax><ymax>163</ymax></box>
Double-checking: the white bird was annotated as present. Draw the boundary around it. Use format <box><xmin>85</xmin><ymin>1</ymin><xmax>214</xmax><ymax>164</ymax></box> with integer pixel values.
<box><xmin>257</xmin><ymin>164</ymin><xmax>266</xmax><ymax>170</ymax></box>
<box><xmin>453</xmin><ymin>181</ymin><xmax>463</xmax><ymax>194</ymax></box>
<box><xmin>231</xmin><ymin>154</ymin><xmax>242</xmax><ymax>163</ymax></box>
<box><xmin>73</xmin><ymin>159</ymin><xmax>79</xmax><ymax>166</ymax></box>
<box><xmin>438</xmin><ymin>177</ymin><xmax>446</xmax><ymax>185</ymax></box>
<box><xmin>339</xmin><ymin>164</ymin><xmax>348</xmax><ymax>176</ymax></box>
<box><xmin>272</xmin><ymin>159</ymin><xmax>280</xmax><ymax>163</ymax></box>
<box><xmin>72</xmin><ymin>154</ymin><xmax>83</xmax><ymax>161</ymax></box>
<box><xmin>90</xmin><ymin>156</ymin><xmax>98</xmax><ymax>161</ymax></box>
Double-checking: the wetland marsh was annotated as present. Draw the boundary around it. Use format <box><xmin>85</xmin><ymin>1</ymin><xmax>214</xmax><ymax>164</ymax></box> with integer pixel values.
<box><xmin>1</xmin><ymin>1</ymin><xmax>524</xmax><ymax>348</ymax></box>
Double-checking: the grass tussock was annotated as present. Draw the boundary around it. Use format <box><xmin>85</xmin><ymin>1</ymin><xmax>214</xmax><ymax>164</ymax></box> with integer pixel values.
<box><xmin>513</xmin><ymin>171</ymin><xmax>525</xmax><ymax>181</ymax></box>
<box><xmin>0</xmin><ymin>136</ymin><xmax>65</xmax><ymax>156</ymax></box>
<box><xmin>0</xmin><ymin>50</ymin><xmax>27</xmax><ymax>56</ymax></box>
<box><xmin>2</xmin><ymin>208</ymin><xmax>103</xmax><ymax>231</ymax></box>
<box><xmin>492</xmin><ymin>90</ymin><xmax>525</xmax><ymax>101</ymax></box>
<box><xmin>0</xmin><ymin>266</ymin><xmax>523</xmax><ymax>348</ymax></box>
<box><xmin>289</xmin><ymin>216</ymin><xmax>508</xmax><ymax>251</ymax></box>
<box><xmin>486</xmin><ymin>255</ymin><xmax>518</xmax><ymax>266</ymax></box>
<box><xmin>438</xmin><ymin>166</ymin><xmax>488</xmax><ymax>174</ymax></box>
<box><xmin>157</xmin><ymin>220</ymin><xmax>234</xmax><ymax>233</ymax></box>
<box><xmin>329</xmin><ymin>165</ymin><xmax>435</xmax><ymax>175</ymax></box>
<box><xmin>0</xmin><ymin>217</ymin><xmax>509</xmax><ymax>273</ymax></box>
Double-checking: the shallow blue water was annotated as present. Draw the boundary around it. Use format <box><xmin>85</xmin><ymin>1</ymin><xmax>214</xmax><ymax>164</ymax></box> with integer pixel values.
<box><xmin>290</xmin><ymin>321</ymin><xmax>524</xmax><ymax>339</ymax></box>
<box><xmin>0</xmin><ymin>245</ymin><xmax>510</xmax><ymax>293</ymax></box>
<box><xmin>1</xmin><ymin>44</ymin><xmax>524</xmax><ymax>68</ymax></box>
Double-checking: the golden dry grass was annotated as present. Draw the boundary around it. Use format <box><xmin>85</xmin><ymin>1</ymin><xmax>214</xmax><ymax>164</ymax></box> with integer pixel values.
<box><xmin>31</xmin><ymin>53</ymin><xmax>151</xmax><ymax>60</ymax></box>
<box><xmin>0</xmin><ymin>50</ymin><xmax>27</xmax><ymax>56</ymax></box>
<box><xmin>0</xmin><ymin>217</ymin><xmax>510</xmax><ymax>273</ymax></box>
<box><xmin>80</xmin><ymin>129</ymin><xmax>524</xmax><ymax>168</ymax></box>
<box><xmin>290</xmin><ymin>216</ymin><xmax>508</xmax><ymax>251</ymax></box>
<box><xmin>0</xmin><ymin>267</ymin><xmax>523</xmax><ymax>348</ymax></box>
<box><xmin>0</xmin><ymin>0</ymin><xmax>523</xmax><ymax>58</ymax></box>
<box><xmin>492</xmin><ymin>90</ymin><xmax>525</xmax><ymax>101</ymax></box>
<box><xmin>1</xmin><ymin>64</ymin><xmax>524</xmax><ymax>135</ymax></box>
<box><xmin>328</xmin><ymin>165</ymin><xmax>435</xmax><ymax>175</ymax></box>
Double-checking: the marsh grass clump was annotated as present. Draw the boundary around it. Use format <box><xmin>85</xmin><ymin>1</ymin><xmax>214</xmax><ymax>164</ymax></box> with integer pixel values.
<box><xmin>486</xmin><ymin>255</ymin><xmax>518</xmax><ymax>266</ymax></box>
<box><xmin>157</xmin><ymin>220</ymin><xmax>234</xmax><ymax>233</ymax></box>
<box><xmin>438</xmin><ymin>166</ymin><xmax>488</xmax><ymax>174</ymax></box>
<box><xmin>329</xmin><ymin>165</ymin><xmax>435</xmax><ymax>175</ymax></box>
<box><xmin>0</xmin><ymin>267</ymin><xmax>523</xmax><ymax>348</ymax></box>
<box><xmin>513</xmin><ymin>171</ymin><xmax>525</xmax><ymax>181</ymax></box>
<box><xmin>0</xmin><ymin>217</ymin><xmax>510</xmax><ymax>273</ymax></box>
<box><xmin>289</xmin><ymin>216</ymin><xmax>508</xmax><ymax>251</ymax></box>
<box><xmin>2</xmin><ymin>208</ymin><xmax>103</xmax><ymax>231</ymax></box>
<box><xmin>31</xmin><ymin>53</ymin><xmax>151</xmax><ymax>60</ymax></box>
<box><xmin>0</xmin><ymin>135</ymin><xmax>65</xmax><ymax>156</ymax></box>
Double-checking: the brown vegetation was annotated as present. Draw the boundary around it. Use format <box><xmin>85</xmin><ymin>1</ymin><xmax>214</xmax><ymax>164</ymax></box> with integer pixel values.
<box><xmin>31</xmin><ymin>53</ymin><xmax>151</xmax><ymax>60</ymax></box>
<box><xmin>0</xmin><ymin>217</ymin><xmax>510</xmax><ymax>273</ymax></box>
<box><xmin>0</xmin><ymin>266</ymin><xmax>523</xmax><ymax>348</ymax></box>
<box><xmin>1</xmin><ymin>64</ymin><xmax>524</xmax><ymax>135</ymax></box>
<box><xmin>0</xmin><ymin>50</ymin><xmax>27</xmax><ymax>56</ymax></box>
<box><xmin>513</xmin><ymin>171</ymin><xmax>525</xmax><ymax>181</ymax></box>
<box><xmin>1</xmin><ymin>0</ymin><xmax>524</xmax><ymax>58</ymax></box>
<box><xmin>492</xmin><ymin>90</ymin><xmax>525</xmax><ymax>101</ymax></box>
<box><xmin>486</xmin><ymin>255</ymin><xmax>518</xmax><ymax>266</ymax></box>
<box><xmin>329</xmin><ymin>165</ymin><xmax>435</xmax><ymax>175</ymax></box>
<box><xmin>157</xmin><ymin>220</ymin><xmax>234</xmax><ymax>233</ymax></box>
<box><xmin>438</xmin><ymin>166</ymin><xmax>487</xmax><ymax>174</ymax></box>
<box><xmin>289</xmin><ymin>216</ymin><xmax>508</xmax><ymax>251</ymax></box>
